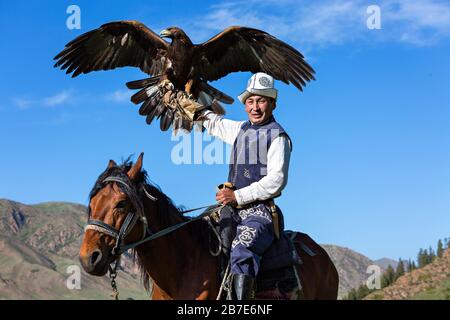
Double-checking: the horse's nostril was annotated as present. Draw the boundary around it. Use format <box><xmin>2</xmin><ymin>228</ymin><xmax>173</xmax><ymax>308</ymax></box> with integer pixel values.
<box><xmin>90</xmin><ymin>249</ymin><xmax>102</xmax><ymax>266</ymax></box>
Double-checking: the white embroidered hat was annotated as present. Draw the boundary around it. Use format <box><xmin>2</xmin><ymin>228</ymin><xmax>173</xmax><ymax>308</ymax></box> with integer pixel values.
<box><xmin>238</xmin><ymin>72</ymin><xmax>278</xmax><ymax>104</ymax></box>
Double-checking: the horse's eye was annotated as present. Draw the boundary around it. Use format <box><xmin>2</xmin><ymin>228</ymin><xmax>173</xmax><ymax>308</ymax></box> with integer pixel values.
<box><xmin>115</xmin><ymin>200</ymin><xmax>127</xmax><ymax>210</ymax></box>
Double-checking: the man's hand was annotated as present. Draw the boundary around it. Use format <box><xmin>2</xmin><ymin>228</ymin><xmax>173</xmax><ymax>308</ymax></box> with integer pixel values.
<box><xmin>216</xmin><ymin>189</ymin><xmax>237</xmax><ymax>206</ymax></box>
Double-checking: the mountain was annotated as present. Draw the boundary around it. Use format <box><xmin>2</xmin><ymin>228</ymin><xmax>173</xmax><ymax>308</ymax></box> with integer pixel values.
<box><xmin>321</xmin><ymin>244</ymin><xmax>391</xmax><ymax>298</ymax></box>
<box><xmin>364</xmin><ymin>248</ymin><xmax>450</xmax><ymax>300</ymax></box>
<box><xmin>0</xmin><ymin>199</ymin><xmax>148</xmax><ymax>299</ymax></box>
<box><xmin>0</xmin><ymin>198</ymin><xmax>391</xmax><ymax>299</ymax></box>
<box><xmin>373</xmin><ymin>258</ymin><xmax>398</xmax><ymax>270</ymax></box>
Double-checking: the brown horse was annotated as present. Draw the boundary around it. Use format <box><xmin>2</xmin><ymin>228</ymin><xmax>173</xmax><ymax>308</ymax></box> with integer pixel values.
<box><xmin>79</xmin><ymin>153</ymin><xmax>339</xmax><ymax>299</ymax></box>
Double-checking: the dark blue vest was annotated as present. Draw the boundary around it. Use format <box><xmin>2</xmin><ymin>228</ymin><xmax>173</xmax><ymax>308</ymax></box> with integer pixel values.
<box><xmin>228</xmin><ymin>116</ymin><xmax>292</xmax><ymax>191</ymax></box>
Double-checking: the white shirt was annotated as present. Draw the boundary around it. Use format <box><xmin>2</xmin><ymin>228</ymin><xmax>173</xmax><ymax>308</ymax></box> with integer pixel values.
<box><xmin>201</xmin><ymin>110</ymin><xmax>291</xmax><ymax>206</ymax></box>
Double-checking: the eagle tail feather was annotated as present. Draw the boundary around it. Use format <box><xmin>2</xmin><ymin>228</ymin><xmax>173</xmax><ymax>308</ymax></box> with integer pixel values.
<box><xmin>126</xmin><ymin>76</ymin><xmax>161</xmax><ymax>89</ymax></box>
<box><xmin>130</xmin><ymin>80</ymin><xmax>163</xmax><ymax>105</ymax></box>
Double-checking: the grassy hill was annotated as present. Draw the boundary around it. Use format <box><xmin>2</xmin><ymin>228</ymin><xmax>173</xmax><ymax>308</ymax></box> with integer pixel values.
<box><xmin>409</xmin><ymin>276</ymin><xmax>450</xmax><ymax>300</ymax></box>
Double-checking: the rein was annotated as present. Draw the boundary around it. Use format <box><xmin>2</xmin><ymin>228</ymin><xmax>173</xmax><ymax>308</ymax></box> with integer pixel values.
<box><xmin>121</xmin><ymin>205</ymin><xmax>221</xmax><ymax>252</ymax></box>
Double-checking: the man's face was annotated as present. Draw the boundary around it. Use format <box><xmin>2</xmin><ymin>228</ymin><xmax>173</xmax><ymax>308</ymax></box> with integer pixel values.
<box><xmin>244</xmin><ymin>95</ymin><xmax>276</xmax><ymax>124</ymax></box>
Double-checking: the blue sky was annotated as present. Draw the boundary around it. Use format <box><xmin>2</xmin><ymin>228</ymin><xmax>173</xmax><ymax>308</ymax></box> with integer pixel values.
<box><xmin>0</xmin><ymin>0</ymin><xmax>449</xmax><ymax>262</ymax></box>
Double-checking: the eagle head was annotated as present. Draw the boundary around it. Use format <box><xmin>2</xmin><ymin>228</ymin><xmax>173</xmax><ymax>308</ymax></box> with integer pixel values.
<box><xmin>160</xmin><ymin>27</ymin><xmax>191</xmax><ymax>43</ymax></box>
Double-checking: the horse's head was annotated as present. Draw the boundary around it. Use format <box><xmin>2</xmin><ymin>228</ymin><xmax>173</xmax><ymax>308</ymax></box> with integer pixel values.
<box><xmin>79</xmin><ymin>153</ymin><xmax>149</xmax><ymax>276</ymax></box>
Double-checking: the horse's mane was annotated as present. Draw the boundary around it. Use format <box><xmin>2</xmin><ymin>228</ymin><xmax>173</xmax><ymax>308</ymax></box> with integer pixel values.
<box><xmin>88</xmin><ymin>156</ymin><xmax>212</xmax><ymax>292</ymax></box>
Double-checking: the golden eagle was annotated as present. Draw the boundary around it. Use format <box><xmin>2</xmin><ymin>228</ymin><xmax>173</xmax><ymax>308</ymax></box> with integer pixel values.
<box><xmin>54</xmin><ymin>21</ymin><xmax>315</xmax><ymax>132</ymax></box>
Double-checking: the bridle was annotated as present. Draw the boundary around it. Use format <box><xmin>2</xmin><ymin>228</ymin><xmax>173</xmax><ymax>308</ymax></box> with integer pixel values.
<box><xmin>84</xmin><ymin>175</ymin><xmax>159</xmax><ymax>300</ymax></box>
<box><xmin>85</xmin><ymin>176</ymin><xmax>154</xmax><ymax>256</ymax></box>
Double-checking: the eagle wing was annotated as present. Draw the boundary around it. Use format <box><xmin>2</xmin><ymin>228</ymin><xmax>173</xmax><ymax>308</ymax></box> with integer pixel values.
<box><xmin>194</xmin><ymin>27</ymin><xmax>315</xmax><ymax>91</ymax></box>
<box><xmin>54</xmin><ymin>21</ymin><xmax>169</xmax><ymax>77</ymax></box>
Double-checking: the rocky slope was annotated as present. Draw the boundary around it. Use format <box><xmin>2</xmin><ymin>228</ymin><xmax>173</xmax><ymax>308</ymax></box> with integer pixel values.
<box><xmin>364</xmin><ymin>249</ymin><xmax>450</xmax><ymax>300</ymax></box>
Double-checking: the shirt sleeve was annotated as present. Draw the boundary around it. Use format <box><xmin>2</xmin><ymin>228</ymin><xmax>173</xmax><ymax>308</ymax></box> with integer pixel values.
<box><xmin>200</xmin><ymin>110</ymin><xmax>245</xmax><ymax>145</ymax></box>
<box><xmin>234</xmin><ymin>134</ymin><xmax>291</xmax><ymax>206</ymax></box>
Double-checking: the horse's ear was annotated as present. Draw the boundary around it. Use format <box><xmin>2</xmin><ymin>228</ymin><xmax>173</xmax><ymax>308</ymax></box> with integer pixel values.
<box><xmin>127</xmin><ymin>152</ymin><xmax>144</xmax><ymax>180</ymax></box>
<box><xmin>107</xmin><ymin>159</ymin><xmax>117</xmax><ymax>169</ymax></box>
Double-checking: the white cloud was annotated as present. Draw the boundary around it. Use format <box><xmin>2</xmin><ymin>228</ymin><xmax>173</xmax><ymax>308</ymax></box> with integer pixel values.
<box><xmin>12</xmin><ymin>97</ymin><xmax>33</xmax><ymax>110</ymax></box>
<box><xmin>11</xmin><ymin>90</ymin><xmax>73</xmax><ymax>110</ymax></box>
<box><xmin>383</xmin><ymin>0</ymin><xmax>450</xmax><ymax>45</ymax></box>
<box><xmin>11</xmin><ymin>88</ymin><xmax>132</xmax><ymax>112</ymax></box>
<box><xmin>105</xmin><ymin>89</ymin><xmax>131</xmax><ymax>103</ymax></box>
<box><xmin>43</xmin><ymin>91</ymin><xmax>71</xmax><ymax>107</ymax></box>
<box><xmin>386</xmin><ymin>0</ymin><xmax>450</xmax><ymax>28</ymax></box>
<box><xmin>187</xmin><ymin>0</ymin><xmax>450</xmax><ymax>49</ymax></box>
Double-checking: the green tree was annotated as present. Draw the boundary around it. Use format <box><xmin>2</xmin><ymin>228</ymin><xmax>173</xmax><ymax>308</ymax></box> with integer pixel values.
<box><xmin>395</xmin><ymin>259</ymin><xmax>405</xmax><ymax>279</ymax></box>
<box><xmin>428</xmin><ymin>246</ymin><xmax>435</xmax><ymax>263</ymax></box>
<box><xmin>418</xmin><ymin>248</ymin><xmax>426</xmax><ymax>268</ymax></box>
<box><xmin>406</xmin><ymin>259</ymin><xmax>413</xmax><ymax>272</ymax></box>
<box><xmin>346</xmin><ymin>288</ymin><xmax>358</xmax><ymax>300</ymax></box>
<box><xmin>381</xmin><ymin>265</ymin><xmax>396</xmax><ymax>288</ymax></box>
<box><xmin>356</xmin><ymin>284</ymin><xmax>370</xmax><ymax>299</ymax></box>
<box><xmin>344</xmin><ymin>283</ymin><xmax>376</xmax><ymax>300</ymax></box>
<box><xmin>418</xmin><ymin>248</ymin><xmax>433</xmax><ymax>267</ymax></box>
<box><xmin>437</xmin><ymin>239</ymin><xmax>444</xmax><ymax>258</ymax></box>
<box><xmin>407</xmin><ymin>258</ymin><xmax>417</xmax><ymax>272</ymax></box>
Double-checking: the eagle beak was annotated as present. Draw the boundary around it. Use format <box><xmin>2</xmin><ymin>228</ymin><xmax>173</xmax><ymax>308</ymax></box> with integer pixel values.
<box><xmin>160</xmin><ymin>29</ymin><xmax>171</xmax><ymax>38</ymax></box>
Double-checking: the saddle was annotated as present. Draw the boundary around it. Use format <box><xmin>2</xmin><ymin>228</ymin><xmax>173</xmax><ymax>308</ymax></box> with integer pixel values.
<box><xmin>207</xmin><ymin>205</ymin><xmax>317</xmax><ymax>300</ymax></box>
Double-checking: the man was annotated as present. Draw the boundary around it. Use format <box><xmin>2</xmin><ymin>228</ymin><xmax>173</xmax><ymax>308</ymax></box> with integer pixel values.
<box><xmin>201</xmin><ymin>72</ymin><xmax>292</xmax><ymax>299</ymax></box>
